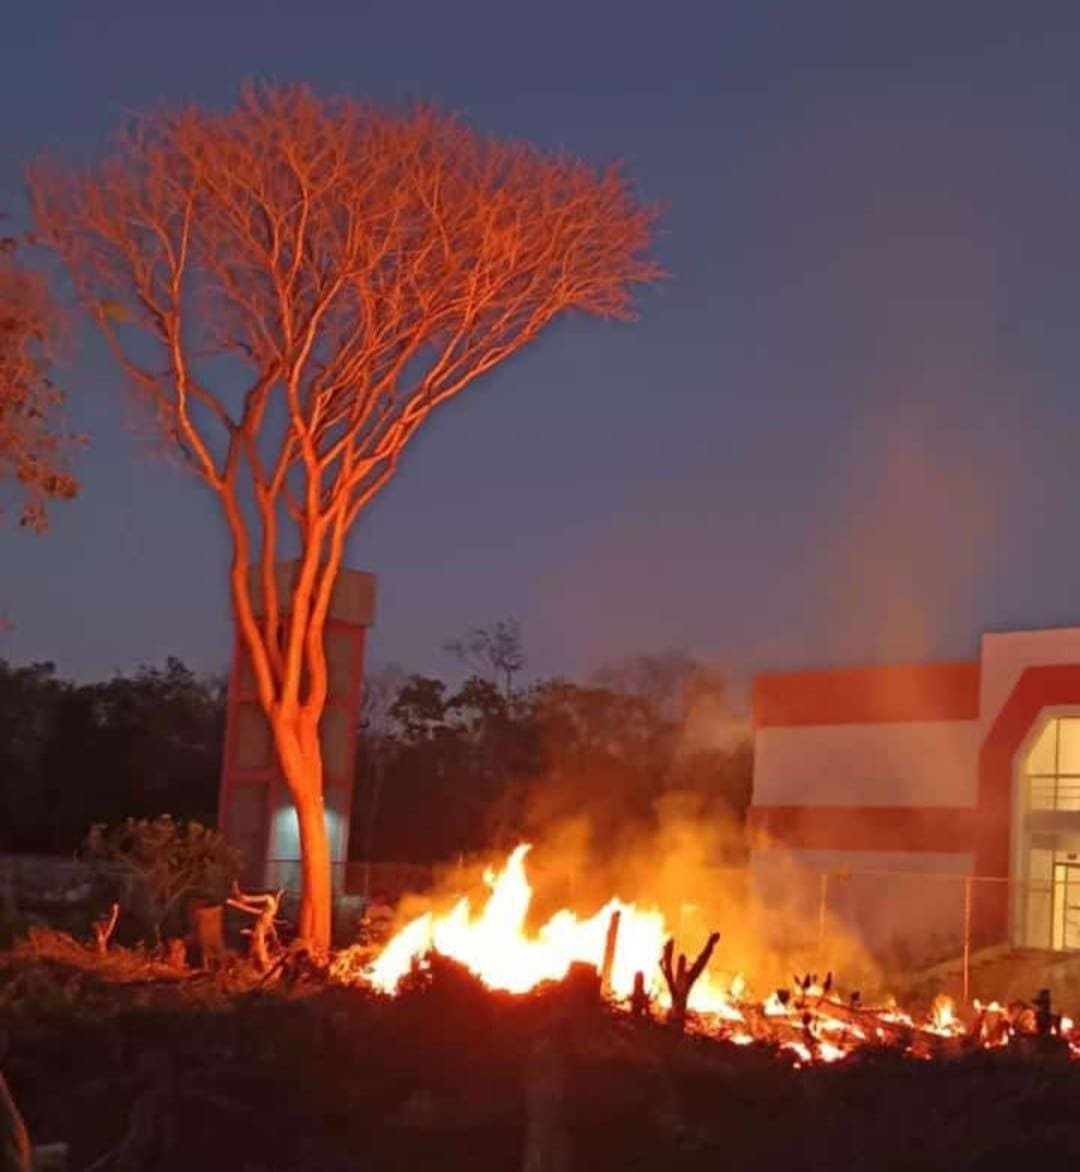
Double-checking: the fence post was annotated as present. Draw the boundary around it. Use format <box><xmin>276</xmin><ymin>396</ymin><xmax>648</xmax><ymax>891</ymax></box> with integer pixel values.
<box><xmin>817</xmin><ymin>872</ymin><xmax>830</xmax><ymax>963</ymax></box>
<box><xmin>962</xmin><ymin>875</ymin><xmax>973</xmax><ymax>1004</ymax></box>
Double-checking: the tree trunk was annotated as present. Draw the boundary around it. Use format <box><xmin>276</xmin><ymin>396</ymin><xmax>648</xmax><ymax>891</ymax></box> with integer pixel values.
<box><xmin>273</xmin><ymin>710</ymin><xmax>333</xmax><ymax>952</ymax></box>
<box><xmin>293</xmin><ymin>784</ymin><xmax>332</xmax><ymax>950</ymax></box>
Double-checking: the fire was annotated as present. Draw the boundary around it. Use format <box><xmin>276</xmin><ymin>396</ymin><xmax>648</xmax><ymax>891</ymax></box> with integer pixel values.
<box><xmin>337</xmin><ymin>844</ymin><xmax>1080</xmax><ymax>1065</ymax></box>
<box><xmin>367</xmin><ymin>844</ymin><xmax>673</xmax><ymax>1001</ymax></box>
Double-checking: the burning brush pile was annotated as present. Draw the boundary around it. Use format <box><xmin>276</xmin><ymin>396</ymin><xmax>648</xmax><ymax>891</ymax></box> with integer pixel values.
<box><xmin>333</xmin><ymin>844</ymin><xmax>1080</xmax><ymax>1065</ymax></box>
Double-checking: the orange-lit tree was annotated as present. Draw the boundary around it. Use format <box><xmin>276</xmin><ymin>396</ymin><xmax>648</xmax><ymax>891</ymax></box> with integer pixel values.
<box><xmin>0</xmin><ymin>241</ymin><xmax>78</xmax><ymax>530</ymax></box>
<box><xmin>29</xmin><ymin>84</ymin><xmax>660</xmax><ymax>949</ymax></box>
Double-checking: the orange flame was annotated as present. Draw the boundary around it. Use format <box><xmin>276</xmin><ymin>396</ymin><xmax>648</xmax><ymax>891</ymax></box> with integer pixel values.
<box><xmin>363</xmin><ymin>844</ymin><xmax>742</xmax><ymax>1016</ymax></box>
<box><xmin>368</xmin><ymin>845</ymin><xmax>671</xmax><ymax>999</ymax></box>
<box><xmin>336</xmin><ymin>844</ymin><xmax>1080</xmax><ymax>1066</ymax></box>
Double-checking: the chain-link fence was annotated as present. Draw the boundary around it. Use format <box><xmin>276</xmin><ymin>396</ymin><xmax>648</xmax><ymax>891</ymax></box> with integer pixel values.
<box><xmin>811</xmin><ymin>866</ymin><xmax>1080</xmax><ymax>1007</ymax></box>
<box><xmin>8</xmin><ymin>850</ymin><xmax>1080</xmax><ymax>1010</ymax></box>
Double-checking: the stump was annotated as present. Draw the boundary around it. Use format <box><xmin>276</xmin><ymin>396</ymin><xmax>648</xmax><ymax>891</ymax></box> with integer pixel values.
<box><xmin>187</xmin><ymin>903</ymin><xmax>226</xmax><ymax>970</ymax></box>
<box><xmin>659</xmin><ymin>932</ymin><xmax>720</xmax><ymax>1032</ymax></box>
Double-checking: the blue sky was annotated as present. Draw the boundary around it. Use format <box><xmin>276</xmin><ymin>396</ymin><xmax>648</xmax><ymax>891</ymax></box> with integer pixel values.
<box><xmin>3</xmin><ymin>0</ymin><xmax>1080</xmax><ymax>690</ymax></box>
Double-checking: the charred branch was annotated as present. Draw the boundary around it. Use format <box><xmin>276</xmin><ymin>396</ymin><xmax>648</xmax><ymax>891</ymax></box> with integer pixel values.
<box><xmin>91</xmin><ymin>902</ymin><xmax>119</xmax><ymax>955</ymax></box>
<box><xmin>630</xmin><ymin>971</ymin><xmax>651</xmax><ymax>1021</ymax></box>
<box><xmin>659</xmin><ymin>931</ymin><xmax>720</xmax><ymax>1032</ymax></box>
<box><xmin>599</xmin><ymin>909</ymin><xmax>620</xmax><ymax>998</ymax></box>
<box><xmin>227</xmin><ymin>885</ymin><xmax>284</xmax><ymax>972</ymax></box>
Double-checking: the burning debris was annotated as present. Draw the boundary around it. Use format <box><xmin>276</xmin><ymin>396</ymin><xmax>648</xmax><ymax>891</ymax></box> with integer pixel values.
<box><xmin>332</xmin><ymin>844</ymin><xmax>1080</xmax><ymax>1066</ymax></box>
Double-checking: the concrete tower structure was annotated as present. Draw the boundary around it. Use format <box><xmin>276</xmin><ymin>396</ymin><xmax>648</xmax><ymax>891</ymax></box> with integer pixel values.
<box><xmin>217</xmin><ymin>564</ymin><xmax>376</xmax><ymax>890</ymax></box>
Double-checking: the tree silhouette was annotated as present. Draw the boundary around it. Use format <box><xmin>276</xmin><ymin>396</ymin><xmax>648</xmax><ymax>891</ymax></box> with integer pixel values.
<box><xmin>444</xmin><ymin>619</ymin><xmax>525</xmax><ymax>695</ymax></box>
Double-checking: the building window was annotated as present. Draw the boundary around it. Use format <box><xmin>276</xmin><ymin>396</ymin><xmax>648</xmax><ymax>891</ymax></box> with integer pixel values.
<box><xmin>1025</xmin><ymin>716</ymin><xmax>1080</xmax><ymax>813</ymax></box>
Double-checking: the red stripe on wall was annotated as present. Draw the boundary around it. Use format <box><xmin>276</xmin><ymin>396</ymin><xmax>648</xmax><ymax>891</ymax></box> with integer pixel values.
<box><xmin>748</xmin><ymin>806</ymin><xmax>979</xmax><ymax>854</ymax></box>
<box><xmin>752</xmin><ymin>662</ymin><xmax>981</xmax><ymax>728</ymax></box>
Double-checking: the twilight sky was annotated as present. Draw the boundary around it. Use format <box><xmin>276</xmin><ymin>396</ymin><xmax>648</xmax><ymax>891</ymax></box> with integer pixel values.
<box><xmin>3</xmin><ymin>0</ymin><xmax>1080</xmax><ymax>692</ymax></box>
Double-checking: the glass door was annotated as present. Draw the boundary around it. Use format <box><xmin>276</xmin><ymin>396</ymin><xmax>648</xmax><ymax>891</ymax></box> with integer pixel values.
<box><xmin>1052</xmin><ymin>862</ymin><xmax>1080</xmax><ymax>950</ymax></box>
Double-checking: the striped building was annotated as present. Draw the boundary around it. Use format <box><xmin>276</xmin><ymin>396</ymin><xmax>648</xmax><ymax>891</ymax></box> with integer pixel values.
<box><xmin>748</xmin><ymin>627</ymin><xmax>1080</xmax><ymax>955</ymax></box>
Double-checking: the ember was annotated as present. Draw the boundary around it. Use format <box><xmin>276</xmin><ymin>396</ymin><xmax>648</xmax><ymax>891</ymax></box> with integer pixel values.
<box><xmin>333</xmin><ymin>845</ymin><xmax>1080</xmax><ymax>1065</ymax></box>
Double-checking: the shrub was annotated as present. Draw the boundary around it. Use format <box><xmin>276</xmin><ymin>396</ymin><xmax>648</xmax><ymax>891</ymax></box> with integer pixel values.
<box><xmin>84</xmin><ymin>815</ymin><xmax>239</xmax><ymax>942</ymax></box>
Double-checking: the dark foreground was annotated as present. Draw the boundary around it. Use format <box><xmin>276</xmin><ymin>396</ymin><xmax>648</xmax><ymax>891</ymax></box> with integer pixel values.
<box><xmin>2</xmin><ymin>939</ymin><xmax>1080</xmax><ymax>1171</ymax></box>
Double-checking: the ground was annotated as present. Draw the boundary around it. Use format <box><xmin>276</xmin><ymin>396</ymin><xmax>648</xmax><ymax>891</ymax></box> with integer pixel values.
<box><xmin>2</xmin><ymin>936</ymin><xmax>1080</xmax><ymax>1171</ymax></box>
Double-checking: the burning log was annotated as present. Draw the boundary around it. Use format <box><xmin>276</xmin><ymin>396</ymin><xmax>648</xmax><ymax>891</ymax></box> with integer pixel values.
<box><xmin>227</xmin><ymin>885</ymin><xmax>284</xmax><ymax>972</ymax></box>
<box><xmin>1033</xmin><ymin>987</ymin><xmax>1059</xmax><ymax>1036</ymax></box>
<box><xmin>90</xmin><ymin>902</ymin><xmax>118</xmax><ymax>955</ymax></box>
<box><xmin>630</xmin><ymin>971</ymin><xmax>651</xmax><ymax>1021</ymax></box>
<box><xmin>599</xmin><ymin>910</ymin><xmax>620</xmax><ymax>997</ymax></box>
<box><xmin>807</xmin><ymin>999</ymin><xmax>953</xmax><ymax>1057</ymax></box>
<box><xmin>963</xmin><ymin>992</ymin><xmax>1072</xmax><ymax>1060</ymax></box>
<box><xmin>659</xmin><ymin>931</ymin><xmax>720</xmax><ymax>1032</ymax></box>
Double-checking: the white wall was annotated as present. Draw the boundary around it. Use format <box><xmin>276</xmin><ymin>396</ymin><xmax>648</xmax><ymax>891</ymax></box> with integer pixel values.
<box><xmin>754</xmin><ymin>720</ymin><xmax>981</xmax><ymax>807</ymax></box>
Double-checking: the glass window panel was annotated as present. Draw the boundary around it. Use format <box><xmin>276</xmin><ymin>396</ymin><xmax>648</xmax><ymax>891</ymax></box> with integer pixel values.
<box><xmin>1054</xmin><ymin>865</ymin><xmax>1068</xmax><ymax>950</ymax></box>
<box><xmin>1065</xmin><ymin>869</ymin><xmax>1080</xmax><ymax>950</ymax></box>
<box><xmin>1029</xmin><ymin>777</ymin><xmax>1053</xmax><ymax>810</ymax></box>
<box><xmin>1059</xmin><ymin>718</ymin><xmax>1080</xmax><ymax>775</ymax></box>
<box><xmin>1029</xmin><ymin>846</ymin><xmax>1054</xmax><ymax>881</ymax></box>
<box><xmin>1026</xmin><ymin>718</ymin><xmax>1058</xmax><ymax>776</ymax></box>
<box><xmin>1026</xmin><ymin>885</ymin><xmax>1052</xmax><ymax>948</ymax></box>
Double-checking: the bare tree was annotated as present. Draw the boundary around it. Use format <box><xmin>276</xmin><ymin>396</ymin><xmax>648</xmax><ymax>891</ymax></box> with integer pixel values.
<box><xmin>30</xmin><ymin>84</ymin><xmax>659</xmax><ymax>949</ymax></box>
<box><xmin>592</xmin><ymin>650</ymin><xmax>710</xmax><ymax>722</ymax></box>
<box><xmin>444</xmin><ymin>618</ymin><xmax>525</xmax><ymax>695</ymax></box>
<box><xmin>0</xmin><ymin>238</ymin><xmax>78</xmax><ymax>532</ymax></box>
<box><xmin>359</xmin><ymin>662</ymin><xmax>409</xmax><ymax>742</ymax></box>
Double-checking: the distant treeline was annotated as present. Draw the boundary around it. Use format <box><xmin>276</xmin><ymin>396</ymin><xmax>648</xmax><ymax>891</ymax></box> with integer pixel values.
<box><xmin>354</xmin><ymin>651</ymin><xmax>753</xmax><ymax>866</ymax></box>
<box><xmin>0</xmin><ymin>657</ymin><xmax>225</xmax><ymax>852</ymax></box>
<box><xmin>0</xmin><ymin>649</ymin><xmax>752</xmax><ymax>863</ymax></box>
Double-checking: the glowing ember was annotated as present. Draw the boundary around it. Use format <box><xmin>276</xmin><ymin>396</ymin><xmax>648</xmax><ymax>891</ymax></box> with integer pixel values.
<box><xmin>334</xmin><ymin>844</ymin><xmax>1080</xmax><ymax>1066</ymax></box>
